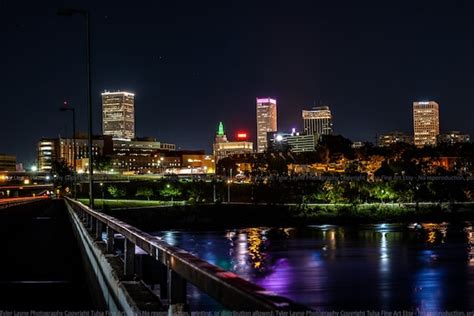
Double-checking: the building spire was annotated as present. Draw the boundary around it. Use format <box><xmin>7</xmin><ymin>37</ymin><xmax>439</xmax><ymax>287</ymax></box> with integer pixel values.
<box><xmin>217</xmin><ymin>121</ymin><xmax>225</xmax><ymax>136</ymax></box>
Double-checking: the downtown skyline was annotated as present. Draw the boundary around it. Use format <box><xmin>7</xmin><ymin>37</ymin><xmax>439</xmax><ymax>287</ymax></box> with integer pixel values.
<box><xmin>2</xmin><ymin>0</ymin><xmax>474</xmax><ymax>165</ymax></box>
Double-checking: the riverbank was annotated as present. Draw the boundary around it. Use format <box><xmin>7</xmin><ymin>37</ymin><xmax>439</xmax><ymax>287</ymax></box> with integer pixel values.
<box><xmin>99</xmin><ymin>201</ymin><xmax>474</xmax><ymax>230</ymax></box>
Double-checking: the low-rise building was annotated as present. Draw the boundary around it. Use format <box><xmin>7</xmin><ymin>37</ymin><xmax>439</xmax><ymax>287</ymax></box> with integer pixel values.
<box><xmin>437</xmin><ymin>131</ymin><xmax>471</xmax><ymax>145</ymax></box>
<box><xmin>37</xmin><ymin>134</ymin><xmax>176</xmax><ymax>173</ymax></box>
<box><xmin>0</xmin><ymin>154</ymin><xmax>16</xmax><ymax>172</ymax></box>
<box><xmin>213</xmin><ymin>122</ymin><xmax>253</xmax><ymax>162</ymax></box>
<box><xmin>378</xmin><ymin>131</ymin><xmax>413</xmax><ymax>147</ymax></box>
<box><xmin>268</xmin><ymin>130</ymin><xmax>316</xmax><ymax>153</ymax></box>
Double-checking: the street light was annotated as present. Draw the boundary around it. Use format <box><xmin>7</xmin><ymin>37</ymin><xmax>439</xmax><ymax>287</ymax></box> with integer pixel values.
<box><xmin>58</xmin><ymin>8</ymin><xmax>94</xmax><ymax>208</ymax></box>
<box><xmin>60</xmin><ymin>102</ymin><xmax>77</xmax><ymax>198</ymax></box>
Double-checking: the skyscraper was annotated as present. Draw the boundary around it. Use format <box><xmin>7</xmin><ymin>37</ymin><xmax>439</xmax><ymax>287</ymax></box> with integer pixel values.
<box><xmin>102</xmin><ymin>91</ymin><xmax>135</xmax><ymax>140</ymax></box>
<box><xmin>413</xmin><ymin>101</ymin><xmax>440</xmax><ymax>147</ymax></box>
<box><xmin>302</xmin><ymin>106</ymin><xmax>333</xmax><ymax>137</ymax></box>
<box><xmin>256</xmin><ymin>97</ymin><xmax>277</xmax><ymax>152</ymax></box>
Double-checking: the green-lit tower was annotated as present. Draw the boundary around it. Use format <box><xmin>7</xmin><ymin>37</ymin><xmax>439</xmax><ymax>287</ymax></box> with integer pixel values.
<box><xmin>215</xmin><ymin>121</ymin><xmax>228</xmax><ymax>143</ymax></box>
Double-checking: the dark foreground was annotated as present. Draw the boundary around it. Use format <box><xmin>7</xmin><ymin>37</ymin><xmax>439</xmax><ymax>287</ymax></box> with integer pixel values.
<box><xmin>0</xmin><ymin>200</ymin><xmax>95</xmax><ymax>311</ymax></box>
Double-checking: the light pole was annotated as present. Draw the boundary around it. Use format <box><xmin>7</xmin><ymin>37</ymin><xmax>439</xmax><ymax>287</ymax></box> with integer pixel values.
<box><xmin>227</xmin><ymin>168</ymin><xmax>232</xmax><ymax>203</ymax></box>
<box><xmin>60</xmin><ymin>102</ymin><xmax>77</xmax><ymax>198</ymax></box>
<box><xmin>58</xmin><ymin>8</ymin><xmax>94</xmax><ymax>208</ymax></box>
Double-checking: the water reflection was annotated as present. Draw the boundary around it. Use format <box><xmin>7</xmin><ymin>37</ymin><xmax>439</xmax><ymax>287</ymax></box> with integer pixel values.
<box><xmin>153</xmin><ymin>222</ymin><xmax>473</xmax><ymax>311</ymax></box>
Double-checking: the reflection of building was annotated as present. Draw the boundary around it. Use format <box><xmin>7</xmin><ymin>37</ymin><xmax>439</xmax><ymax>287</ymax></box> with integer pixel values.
<box><xmin>437</xmin><ymin>131</ymin><xmax>471</xmax><ymax>145</ymax></box>
<box><xmin>378</xmin><ymin>131</ymin><xmax>413</xmax><ymax>147</ymax></box>
<box><xmin>213</xmin><ymin>122</ymin><xmax>253</xmax><ymax>162</ymax></box>
<box><xmin>256</xmin><ymin>98</ymin><xmax>277</xmax><ymax>152</ymax></box>
<box><xmin>268</xmin><ymin>130</ymin><xmax>316</xmax><ymax>153</ymax></box>
<box><xmin>0</xmin><ymin>154</ymin><xmax>16</xmax><ymax>172</ymax></box>
<box><xmin>102</xmin><ymin>91</ymin><xmax>135</xmax><ymax>139</ymax></box>
<box><xmin>413</xmin><ymin>101</ymin><xmax>440</xmax><ymax>147</ymax></box>
<box><xmin>302</xmin><ymin>106</ymin><xmax>333</xmax><ymax>137</ymax></box>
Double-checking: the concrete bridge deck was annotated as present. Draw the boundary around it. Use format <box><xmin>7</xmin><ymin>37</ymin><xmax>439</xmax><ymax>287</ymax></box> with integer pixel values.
<box><xmin>0</xmin><ymin>200</ymin><xmax>96</xmax><ymax>311</ymax></box>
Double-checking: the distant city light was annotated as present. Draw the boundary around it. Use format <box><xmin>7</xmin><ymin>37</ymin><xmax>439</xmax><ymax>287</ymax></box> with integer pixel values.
<box><xmin>276</xmin><ymin>135</ymin><xmax>283</xmax><ymax>142</ymax></box>
<box><xmin>31</xmin><ymin>166</ymin><xmax>38</xmax><ymax>172</ymax></box>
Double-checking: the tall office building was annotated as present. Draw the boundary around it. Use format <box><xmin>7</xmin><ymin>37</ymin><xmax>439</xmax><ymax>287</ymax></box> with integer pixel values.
<box><xmin>413</xmin><ymin>101</ymin><xmax>440</xmax><ymax>147</ymax></box>
<box><xmin>102</xmin><ymin>91</ymin><xmax>135</xmax><ymax>140</ymax></box>
<box><xmin>256</xmin><ymin>97</ymin><xmax>277</xmax><ymax>152</ymax></box>
<box><xmin>302</xmin><ymin>106</ymin><xmax>333</xmax><ymax>137</ymax></box>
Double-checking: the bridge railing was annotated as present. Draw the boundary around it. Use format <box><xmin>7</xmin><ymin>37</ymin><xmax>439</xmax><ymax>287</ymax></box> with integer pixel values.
<box><xmin>0</xmin><ymin>196</ymin><xmax>49</xmax><ymax>209</ymax></box>
<box><xmin>64</xmin><ymin>197</ymin><xmax>307</xmax><ymax>312</ymax></box>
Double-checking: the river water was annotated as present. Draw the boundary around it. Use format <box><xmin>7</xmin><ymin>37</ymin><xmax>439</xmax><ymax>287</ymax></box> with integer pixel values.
<box><xmin>152</xmin><ymin>223</ymin><xmax>474</xmax><ymax>312</ymax></box>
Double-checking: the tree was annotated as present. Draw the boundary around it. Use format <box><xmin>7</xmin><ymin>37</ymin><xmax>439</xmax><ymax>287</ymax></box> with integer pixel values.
<box><xmin>217</xmin><ymin>157</ymin><xmax>238</xmax><ymax>176</ymax></box>
<box><xmin>160</xmin><ymin>184</ymin><xmax>181</xmax><ymax>202</ymax></box>
<box><xmin>107</xmin><ymin>185</ymin><xmax>126</xmax><ymax>199</ymax></box>
<box><xmin>369</xmin><ymin>183</ymin><xmax>397</xmax><ymax>203</ymax></box>
<box><xmin>94</xmin><ymin>155</ymin><xmax>113</xmax><ymax>173</ymax></box>
<box><xmin>50</xmin><ymin>159</ymin><xmax>73</xmax><ymax>188</ymax></box>
<box><xmin>135</xmin><ymin>187</ymin><xmax>154</xmax><ymax>200</ymax></box>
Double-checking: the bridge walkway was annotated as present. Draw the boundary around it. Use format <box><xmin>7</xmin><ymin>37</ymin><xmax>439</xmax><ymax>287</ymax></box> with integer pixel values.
<box><xmin>0</xmin><ymin>200</ymin><xmax>96</xmax><ymax>311</ymax></box>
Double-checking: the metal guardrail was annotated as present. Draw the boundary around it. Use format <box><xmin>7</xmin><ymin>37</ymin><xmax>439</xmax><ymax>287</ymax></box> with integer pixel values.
<box><xmin>0</xmin><ymin>196</ymin><xmax>49</xmax><ymax>209</ymax></box>
<box><xmin>64</xmin><ymin>197</ymin><xmax>308</xmax><ymax>312</ymax></box>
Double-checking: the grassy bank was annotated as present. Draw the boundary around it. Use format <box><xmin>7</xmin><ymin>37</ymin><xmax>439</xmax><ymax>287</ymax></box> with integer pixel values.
<box><xmin>77</xmin><ymin>198</ymin><xmax>185</xmax><ymax>209</ymax></box>
<box><xmin>95</xmin><ymin>201</ymin><xmax>474</xmax><ymax>231</ymax></box>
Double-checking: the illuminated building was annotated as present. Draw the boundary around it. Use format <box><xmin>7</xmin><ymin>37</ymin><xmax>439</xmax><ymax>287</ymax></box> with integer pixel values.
<box><xmin>378</xmin><ymin>131</ymin><xmax>413</xmax><ymax>147</ymax></box>
<box><xmin>37</xmin><ymin>134</ymin><xmax>175</xmax><ymax>174</ymax></box>
<box><xmin>108</xmin><ymin>138</ymin><xmax>175</xmax><ymax>173</ymax></box>
<box><xmin>143</xmin><ymin>150</ymin><xmax>215</xmax><ymax>175</ymax></box>
<box><xmin>102</xmin><ymin>91</ymin><xmax>135</xmax><ymax>140</ymax></box>
<box><xmin>213</xmin><ymin>122</ymin><xmax>253</xmax><ymax>162</ymax></box>
<box><xmin>112</xmin><ymin>137</ymin><xmax>175</xmax><ymax>157</ymax></box>
<box><xmin>413</xmin><ymin>101</ymin><xmax>440</xmax><ymax>147</ymax></box>
<box><xmin>58</xmin><ymin>135</ymin><xmax>113</xmax><ymax>170</ymax></box>
<box><xmin>256</xmin><ymin>97</ymin><xmax>277</xmax><ymax>152</ymax></box>
<box><xmin>37</xmin><ymin>138</ymin><xmax>57</xmax><ymax>171</ymax></box>
<box><xmin>0</xmin><ymin>154</ymin><xmax>16</xmax><ymax>172</ymax></box>
<box><xmin>268</xmin><ymin>129</ymin><xmax>316</xmax><ymax>153</ymax></box>
<box><xmin>351</xmin><ymin>141</ymin><xmax>364</xmax><ymax>148</ymax></box>
<box><xmin>437</xmin><ymin>131</ymin><xmax>471</xmax><ymax>145</ymax></box>
<box><xmin>302</xmin><ymin>106</ymin><xmax>333</xmax><ymax>138</ymax></box>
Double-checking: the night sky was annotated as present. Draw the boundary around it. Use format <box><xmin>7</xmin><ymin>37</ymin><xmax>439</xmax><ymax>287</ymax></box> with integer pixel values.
<box><xmin>2</xmin><ymin>0</ymin><xmax>474</xmax><ymax>166</ymax></box>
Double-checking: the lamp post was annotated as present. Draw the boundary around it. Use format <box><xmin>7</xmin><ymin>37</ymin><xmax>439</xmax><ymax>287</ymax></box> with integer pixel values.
<box><xmin>227</xmin><ymin>168</ymin><xmax>232</xmax><ymax>203</ymax></box>
<box><xmin>58</xmin><ymin>8</ymin><xmax>94</xmax><ymax>208</ymax></box>
<box><xmin>59</xmin><ymin>102</ymin><xmax>77</xmax><ymax>198</ymax></box>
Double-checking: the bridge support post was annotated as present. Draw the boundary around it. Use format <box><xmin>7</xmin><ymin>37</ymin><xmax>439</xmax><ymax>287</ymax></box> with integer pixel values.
<box><xmin>168</xmin><ymin>269</ymin><xmax>187</xmax><ymax>313</ymax></box>
<box><xmin>124</xmin><ymin>239</ymin><xmax>135</xmax><ymax>278</ymax></box>
<box><xmin>106</xmin><ymin>226</ymin><xmax>115</xmax><ymax>253</ymax></box>
<box><xmin>159</xmin><ymin>263</ymin><xmax>168</xmax><ymax>299</ymax></box>
<box><xmin>90</xmin><ymin>217</ymin><xmax>97</xmax><ymax>235</ymax></box>
<box><xmin>88</xmin><ymin>214</ymin><xmax>94</xmax><ymax>231</ymax></box>
<box><xmin>95</xmin><ymin>220</ymin><xmax>102</xmax><ymax>241</ymax></box>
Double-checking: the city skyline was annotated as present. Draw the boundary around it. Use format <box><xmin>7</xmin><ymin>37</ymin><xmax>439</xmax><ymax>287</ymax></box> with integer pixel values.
<box><xmin>2</xmin><ymin>0</ymin><xmax>474</xmax><ymax>165</ymax></box>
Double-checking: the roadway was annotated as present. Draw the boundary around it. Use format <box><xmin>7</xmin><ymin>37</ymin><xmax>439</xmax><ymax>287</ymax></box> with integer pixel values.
<box><xmin>0</xmin><ymin>199</ymin><xmax>96</xmax><ymax>311</ymax></box>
